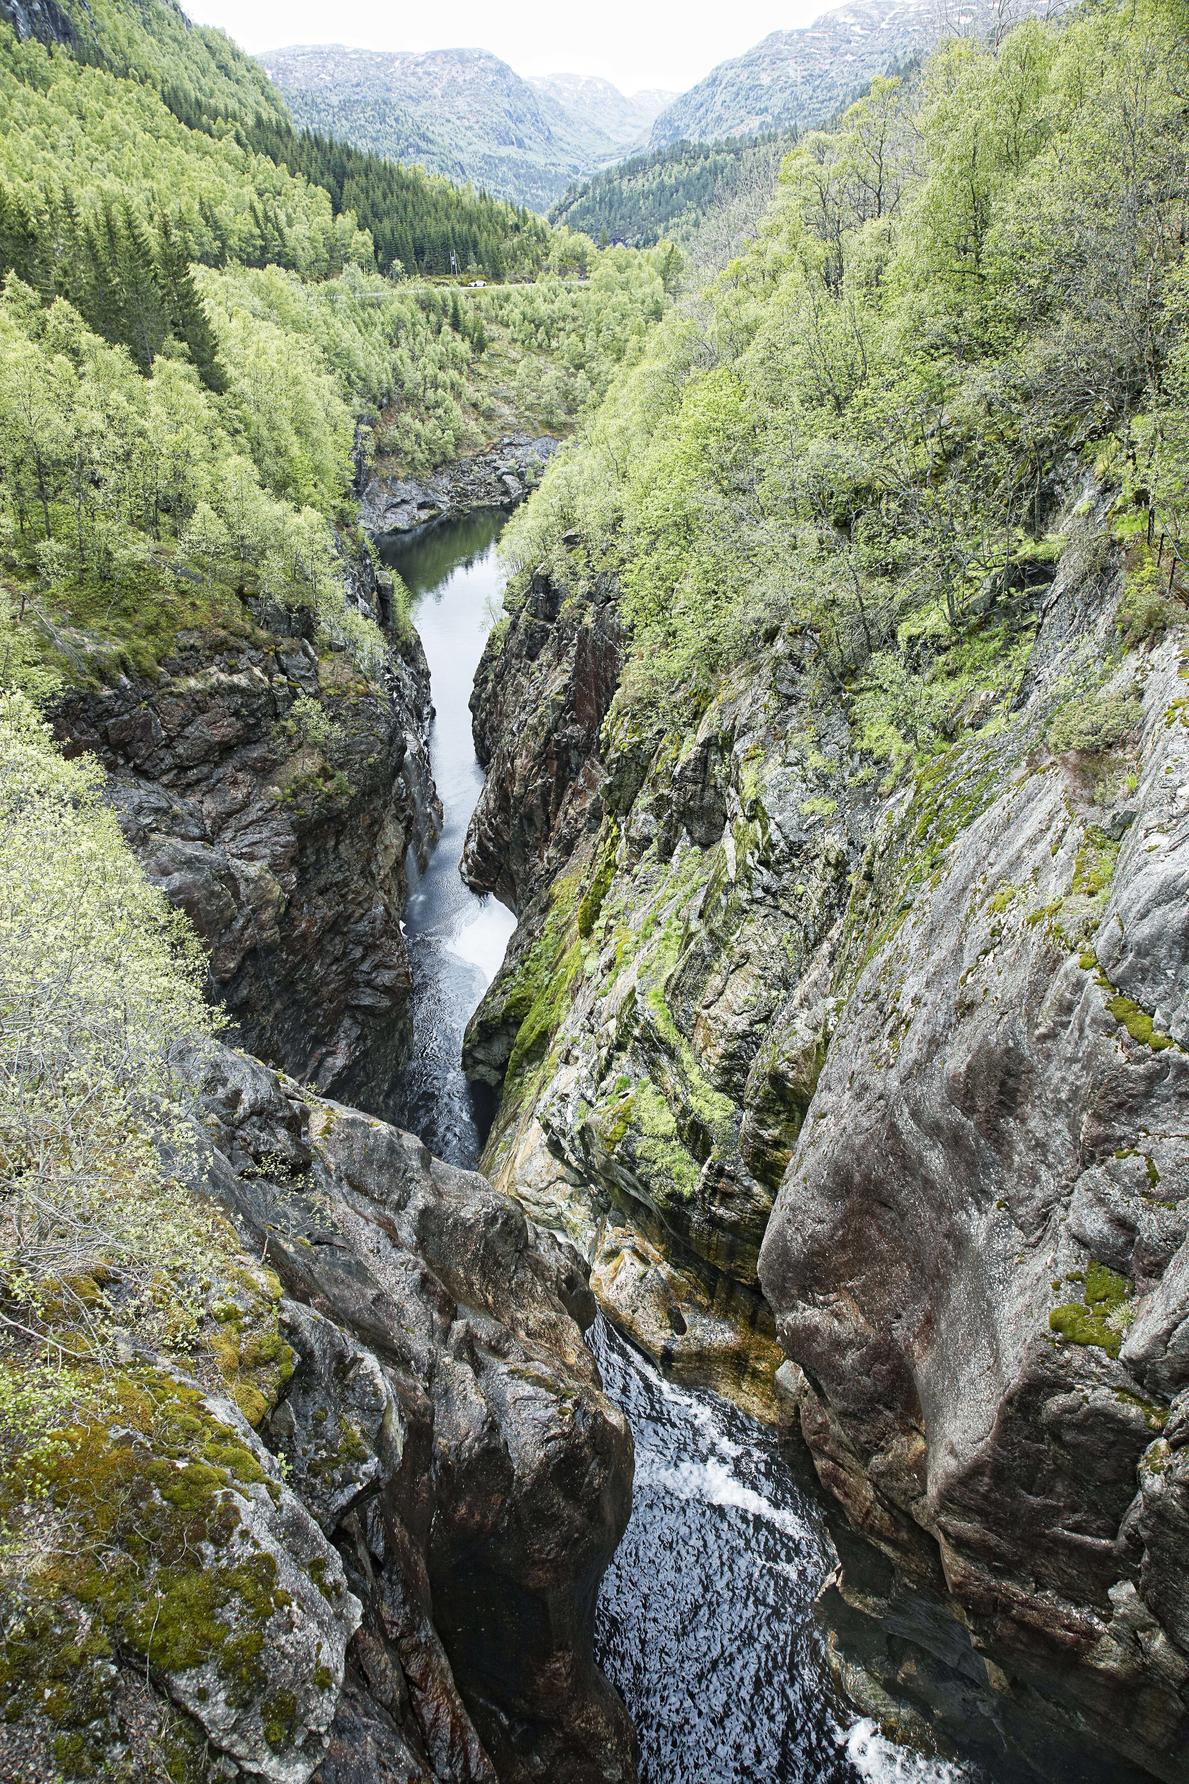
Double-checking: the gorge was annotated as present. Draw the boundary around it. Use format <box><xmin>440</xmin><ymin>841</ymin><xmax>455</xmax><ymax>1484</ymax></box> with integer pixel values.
<box><xmin>1</xmin><ymin>0</ymin><xmax>1188</xmax><ymax>1780</ymax></box>
<box><xmin>369</xmin><ymin>502</ymin><xmax>972</xmax><ymax>1784</ymax></box>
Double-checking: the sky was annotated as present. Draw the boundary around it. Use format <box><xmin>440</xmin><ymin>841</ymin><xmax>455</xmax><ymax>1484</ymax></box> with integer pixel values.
<box><xmin>182</xmin><ymin>0</ymin><xmax>826</xmax><ymax>96</ymax></box>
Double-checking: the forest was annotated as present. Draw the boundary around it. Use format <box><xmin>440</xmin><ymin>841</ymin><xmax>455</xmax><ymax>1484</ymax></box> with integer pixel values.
<box><xmin>552</xmin><ymin>132</ymin><xmax>793</xmax><ymax>252</ymax></box>
<box><xmin>513</xmin><ymin>15</ymin><xmax>1189</xmax><ymax>767</ymax></box>
<box><xmin>0</xmin><ymin>0</ymin><xmax>672</xmax><ymax>695</ymax></box>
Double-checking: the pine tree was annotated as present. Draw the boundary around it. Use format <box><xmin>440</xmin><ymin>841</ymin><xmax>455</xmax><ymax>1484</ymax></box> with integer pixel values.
<box><xmin>156</xmin><ymin>212</ymin><xmax>226</xmax><ymax>393</ymax></box>
<box><xmin>0</xmin><ymin>184</ymin><xmax>40</xmax><ymax>289</ymax></box>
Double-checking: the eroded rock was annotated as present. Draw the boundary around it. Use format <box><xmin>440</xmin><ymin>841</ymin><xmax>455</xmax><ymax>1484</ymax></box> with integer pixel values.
<box><xmin>200</xmin><ymin>1045</ymin><xmax>636</xmax><ymax>1784</ymax></box>
<box><xmin>54</xmin><ymin>576</ymin><xmax>435</xmax><ymax>1115</ymax></box>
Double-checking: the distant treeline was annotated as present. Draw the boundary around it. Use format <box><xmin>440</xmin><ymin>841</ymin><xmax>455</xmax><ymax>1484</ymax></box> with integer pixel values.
<box><xmin>551</xmin><ymin>133</ymin><xmax>796</xmax><ymax>248</ymax></box>
<box><xmin>248</xmin><ymin>124</ymin><xmax>551</xmax><ymax>279</ymax></box>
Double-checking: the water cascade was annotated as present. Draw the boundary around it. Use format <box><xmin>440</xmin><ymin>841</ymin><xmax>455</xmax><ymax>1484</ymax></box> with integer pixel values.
<box><xmin>381</xmin><ymin>508</ymin><xmax>975</xmax><ymax>1784</ymax></box>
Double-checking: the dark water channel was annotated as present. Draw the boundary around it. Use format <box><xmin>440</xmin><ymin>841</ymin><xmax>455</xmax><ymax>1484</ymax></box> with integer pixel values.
<box><xmin>377</xmin><ymin>509</ymin><xmax>516</xmax><ymax>1165</ymax></box>
<box><xmin>380</xmin><ymin>508</ymin><xmax>973</xmax><ymax>1784</ymax></box>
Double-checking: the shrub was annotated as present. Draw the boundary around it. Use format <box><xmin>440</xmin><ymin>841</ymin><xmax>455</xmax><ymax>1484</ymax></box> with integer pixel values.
<box><xmin>1046</xmin><ymin>692</ymin><xmax>1142</xmax><ymax>757</ymax></box>
<box><xmin>0</xmin><ymin>692</ymin><xmax>229</xmax><ymax>1361</ymax></box>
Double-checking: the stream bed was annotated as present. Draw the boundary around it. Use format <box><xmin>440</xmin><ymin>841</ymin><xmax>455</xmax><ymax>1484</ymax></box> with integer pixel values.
<box><xmin>379</xmin><ymin>508</ymin><xmax>974</xmax><ymax>1784</ymax></box>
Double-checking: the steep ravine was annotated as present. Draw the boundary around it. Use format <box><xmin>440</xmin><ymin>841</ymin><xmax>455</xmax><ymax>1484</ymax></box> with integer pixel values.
<box><xmin>15</xmin><ymin>507</ymin><xmax>638</xmax><ymax>1782</ymax></box>
<box><xmin>459</xmin><ymin>489</ymin><xmax>1189</xmax><ymax>1779</ymax></box>
<box><xmin>55</xmin><ymin>543</ymin><xmax>436</xmax><ymax>1115</ymax></box>
<box><xmin>388</xmin><ymin>508</ymin><xmax>985</xmax><ymax>1783</ymax></box>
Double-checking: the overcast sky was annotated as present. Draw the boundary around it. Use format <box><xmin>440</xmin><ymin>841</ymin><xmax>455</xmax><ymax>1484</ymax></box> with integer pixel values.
<box><xmin>183</xmin><ymin>0</ymin><xmax>826</xmax><ymax>96</ymax></box>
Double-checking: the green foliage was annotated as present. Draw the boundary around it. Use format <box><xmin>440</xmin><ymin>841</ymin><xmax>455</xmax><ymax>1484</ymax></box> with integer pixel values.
<box><xmin>552</xmin><ymin>133</ymin><xmax>791</xmax><ymax>255</ymax></box>
<box><xmin>272</xmin><ymin>692</ymin><xmax>345</xmax><ymax>757</ymax></box>
<box><xmin>0</xmin><ymin>275</ymin><xmax>386</xmax><ymax>677</ymax></box>
<box><xmin>246</xmin><ymin>121</ymin><xmax>552</xmax><ymax>280</ymax></box>
<box><xmin>1046</xmin><ymin>693</ymin><xmax>1143</xmax><ymax>758</ymax></box>
<box><xmin>372</xmin><ymin>251</ymin><xmax>673</xmax><ymax>470</ymax></box>
<box><xmin>507</xmin><ymin>0</ymin><xmax>1189</xmax><ymax>774</ymax></box>
<box><xmin>0</xmin><ymin>0</ymin><xmax>672</xmax><ymax>677</ymax></box>
<box><xmin>0</xmin><ymin>690</ymin><xmax>313</xmax><ymax>1776</ymax></box>
<box><xmin>0</xmin><ymin>694</ymin><xmax>229</xmax><ymax>1356</ymax></box>
<box><xmin>0</xmin><ymin>17</ymin><xmax>370</xmax><ymax>286</ymax></box>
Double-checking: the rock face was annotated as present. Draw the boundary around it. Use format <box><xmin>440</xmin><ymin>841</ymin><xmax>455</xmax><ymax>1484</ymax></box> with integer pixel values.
<box><xmin>464</xmin><ymin>567</ymin><xmax>623</xmax><ymax>912</ymax></box>
<box><xmin>648</xmin><ymin>0</ymin><xmax>1063</xmax><ymax>148</ymax></box>
<box><xmin>362</xmin><ymin>437</ymin><xmax>559</xmax><ymax>539</ymax></box>
<box><xmin>199</xmin><ymin>1044</ymin><xmax>635</xmax><ymax>1784</ymax></box>
<box><xmin>54</xmin><ymin>569</ymin><xmax>435</xmax><ymax>1116</ymax></box>
<box><xmin>0</xmin><ymin>0</ymin><xmax>88</xmax><ymax>48</ymax></box>
<box><xmin>0</xmin><ymin>1041</ymin><xmax>635</xmax><ymax>1784</ymax></box>
<box><xmin>461</xmin><ymin>483</ymin><xmax>1189</xmax><ymax>1773</ymax></box>
<box><xmin>758</xmin><ymin>646</ymin><xmax>1189</xmax><ymax>1776</ymax></box>
<box><xmin>462</xmin><ymin>558</ymin><xmax>862</xmax><ymax>1416</ymax></box>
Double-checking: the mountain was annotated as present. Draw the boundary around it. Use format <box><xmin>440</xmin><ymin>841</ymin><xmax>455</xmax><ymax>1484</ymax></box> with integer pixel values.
<box><xmin>650</xmin><ymin>0</ymin><xmax>1055</xmax><ymax>145</ymax></box>
<box><xmin>551</xmin><ymin>132</ymin><xmax>791</xmax><ymax>259</ymax></box>
<box><xmin>260</xmin><ymin>43</ymin><xmax>671</xmax><ymax>212</ymax></box>
<box><xmin>528</xmin><ymin>72</ymin><xmax>674</xmax><ymax>152</ymax></box>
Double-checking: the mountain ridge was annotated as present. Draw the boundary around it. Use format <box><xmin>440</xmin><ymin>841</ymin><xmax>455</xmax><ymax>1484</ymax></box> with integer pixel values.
<box><xmin>649</xmin><ymin>0</ymin><xmax>1061</xmax><ymax>144</ymax></box>
<box><xmin>259</xmin><ymin>42</ymin><xmax>672</xmax><ymax>211</ymax></box>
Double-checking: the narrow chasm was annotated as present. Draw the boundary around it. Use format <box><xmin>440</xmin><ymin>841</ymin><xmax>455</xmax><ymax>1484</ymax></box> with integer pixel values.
<box><xmin>379</xmin><ymin>505</ymin><xmax>982</xmax><ymax>1784</ymax></box>
<box><xmin>376</xmin><ymin>508</ymin><xmax>517</xmax><ymax>1165</ymax></box>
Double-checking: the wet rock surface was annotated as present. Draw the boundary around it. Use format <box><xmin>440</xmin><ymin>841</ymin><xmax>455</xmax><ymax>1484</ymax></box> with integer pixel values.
<box><xmin>460</xmin><ymin>486</ymin><xmax>1189</xmax><ymax>1772</ymax></box>
<box><xmin>54</xmin><ymin>567</ymin><xmax>435</xmax><ymax>1115</ymax></box>
<box><xmin>198</xmin><ymin>1043</ymin><xmax>636</xmax><ymax>1784</ymax></box>
<box><xmin>361</xmin><ymin>437</ymin><xmax>559</xmax><ymax>539</ymax></box>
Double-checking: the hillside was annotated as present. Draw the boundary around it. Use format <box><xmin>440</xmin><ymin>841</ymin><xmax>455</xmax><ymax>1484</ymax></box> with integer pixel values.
<box><xmin>649</xmin><ymin>0</ymin><xmax>1046</xmax><ymax>145</ymax></box>
<box><xmin>462</xmin><ymin>0</ymin><xmax>1189</xmax><ymax>1774</ymax></box>
<box><xmin>261</xmin><ymin>43</ymin><xmax>671</xmax><ymax>212</ymax></box>
<box><xmin>551</xmin><ymin>132</ymin><xmax>792</xmax><ymax>256</ymax></box>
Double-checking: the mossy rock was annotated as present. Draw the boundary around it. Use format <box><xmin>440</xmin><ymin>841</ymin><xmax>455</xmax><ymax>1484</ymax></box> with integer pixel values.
<box><xmin>1049</xmin><ymin>1260</ymin><xmax>1134</xmax><ymax>1357</ymax></box>
<box><xmin>0</xmin><ymin>1357</ymin><xmax>322</xmax><ymax>1780</ymax></box>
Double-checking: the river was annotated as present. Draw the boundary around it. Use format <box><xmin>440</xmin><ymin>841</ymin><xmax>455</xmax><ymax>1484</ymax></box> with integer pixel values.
<box><xmin>378</xmin><ymin>508</ymin><xmax>517</xmax><ymax>1166</ymax></box>
<box><xmin>379</xmin><ymin>508</ymin><xmax>975</xmax><ymax>1784</ymax></box>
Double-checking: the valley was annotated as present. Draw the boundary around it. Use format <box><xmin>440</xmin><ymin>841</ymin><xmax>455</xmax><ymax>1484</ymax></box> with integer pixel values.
<box><xmin>0</xmin><ymin>0</ymin><xmax>1187</xmax><ymax>1780</ymax></box>
<box><xmin>260</xmin><ymin>43</ymin><xmax>674</xmax><ymax>213</ymax></box>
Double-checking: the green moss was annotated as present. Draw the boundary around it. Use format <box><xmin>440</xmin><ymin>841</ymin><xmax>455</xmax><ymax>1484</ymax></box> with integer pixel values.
<box><xmin>1049</xmin><ymin>1260</ymin><xmax>1133</xmax><ymax>1356</ymax></box>
<box><xmin>262</xmin><ymin>1688</ymin><xmax>299</xmax><ymax>1751</ymax></box>
<box><xmin>336</xmin><ymin>1418</ymin><xmax>370</xmax><ymax>1464</ymax></box>
<box><xmin>986</xmin><ymin>881</ymin><xmax>1019</xmax><ymax>914</ymax></box>
<box><xmin>208</xmin><ymin>1267</ymin><xmax>295</xmax><ymax>1428</ymax></box>
<box><xmin>1113</xmin><ymin>1389</ymin><xmax>1168</xmax><ymax>1432</ymax></box>
<box><xmin>1082</xmin><ymin>957</ymin><xmax>1181</xmax><ymax>1053</ymax></box>
<box><xmin>1104</xmin><ymin>991</ymin><xmax>1175</xmax><ymax>1051</ymax></box>
<box><xmin>1071</xmin><ymin>826</ymin><xmax>1120</xmax><ymax>898</ymax></box>
<box><xmin>838</xmin><ymin>740</ymin><xmax>1004</xmax><ymax>989</ymax></box>
<box><xmin>486</xmin><ymin>869</ymin><xmax>587</xmax><ymax>1113</ymax></box>
<box><xmin>41</xmin><ymin>555</ymin><xmax>262</xmax><ymax>690</ymax></box>
<box><xmin>630</xmin><ymin>1082</ymin><xmax>701</xmax><ymax>1200</ymax></box>
<box><xmin>577</xmin><ymin>819</ymin><xmax>619</xmax><ymax>937</ymax></box>
<box><xmin>1114</xmin><ymin>1148</ymin><xmax>1161</xmax><ymax>1186</ymax></box>
<box><xmin>0</xmin><ymin>1360</ymin><xmax>300</xmax><ymax>1773</ymax></box>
